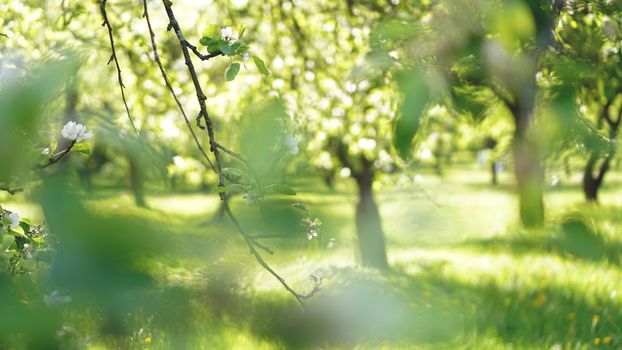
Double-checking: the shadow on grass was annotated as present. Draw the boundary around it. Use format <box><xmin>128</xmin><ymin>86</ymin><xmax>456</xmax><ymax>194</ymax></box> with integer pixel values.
<box><xmin>458</xmin><ymin>207</ymin><xmax>622</xmax><ymax>266</ymax></box>
<box><xmin>119</xmin><ymin>263</ymin><xmax>622</xmax><ymax>349</ymax></box>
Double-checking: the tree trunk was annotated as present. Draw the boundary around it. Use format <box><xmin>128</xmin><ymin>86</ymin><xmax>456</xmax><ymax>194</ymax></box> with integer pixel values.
<box><xmin>353</xmin><ymin>157</ymin><xmax>388</xmax><ymax>270</ymax></box>
<box><xmin>491</xmin><ymin>161</ymin><xmax>498</xmax><ymax>186</ymax></box>
<box><xmin>583</xmin><ymin>152</ymin><xmax>612</xmax><ymax>203</ymax></box>
<box><xmin>128</xmin><ymin>155</ymin><xmax>147</xmax><ymax>208</ymax></box>
<box><xmin>511</xmin><ymin>105</ymin><xmax>544</xmax><ymax>228</ymax></box>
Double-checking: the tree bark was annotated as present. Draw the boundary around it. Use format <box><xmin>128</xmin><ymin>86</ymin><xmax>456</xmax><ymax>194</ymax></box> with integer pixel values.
<box><xmin>353</xmin><ymin>157</ymin><xmax>388</xmax><ymax>270</ymax></box>
<box><xmin>582</xmin><ymin>103</ymin><xmax>620</xmax><ymax>203</ymax></box>
<box><xmin>511</xmin><ymin>104</ymin><xmax>544</xmax><ymax>228</ymax></box>
<box><xmin>128</xmin><ymin>155</ymin><xmax>147</xmax><ymax>208</ymax></box>
<box><xmin>491</xmin><ymin>161</ymin><xmax>498</xmax><ymax>186</ymax></box>
<box><xmin>583</xmin><ymin>151</ymin><xmax>613</xmax><ymax>203</ymax></box>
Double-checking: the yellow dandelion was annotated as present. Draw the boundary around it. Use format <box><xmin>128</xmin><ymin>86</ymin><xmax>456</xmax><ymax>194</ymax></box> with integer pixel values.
<box><xmin>604</xmin><ymin>336</ymin><xmax>612</xmax><ymax>344</ymax></box>
<box><xmin>532</xmin><ymin>293</ymin><xmax>546</xmax><ymax>308</ymax></box>
<box><xmin>593</xmin><ymin>315</ymin><xmax>601</xmax><ymax>326</ymax></box>
<box><xmin>593</xmin><ymin>337</ymin><xmax>601</xmax><ymax>345</ymax></box>
<box><xmin>144</xmin><ymin>337</ymin><xmax>152</xmax><ymax>344</ymax></box>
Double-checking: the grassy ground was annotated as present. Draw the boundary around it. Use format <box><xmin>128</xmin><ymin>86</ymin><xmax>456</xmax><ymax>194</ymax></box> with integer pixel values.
<box><xmin>2</xmin><ymin>166</ymin><xmax>622</xmax><ymax>349</ymax></box>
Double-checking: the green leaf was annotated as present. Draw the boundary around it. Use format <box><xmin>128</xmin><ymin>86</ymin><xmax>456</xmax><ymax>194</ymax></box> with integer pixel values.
<box><xmin>252</xmin><ymin>55</ymin><xmax>270</xmax><ymax>76</ymax></box>
<box><xmin>393</xmin><ymin>69</ymin><xmax>430</xmax><ymax>159</ymax></box>
<box><xmin>72</xmin><ymin>142</ymin><xmax>92</xmax><ymax>155</ymax></box>
<box><xmin>202</xmin><ymin>24</ymin><xmax>221</xmax><ymax>41</ymax></box>
<box><xmin>199</xmin><ymin>37</ymin><xmax>215</xmax><ymax>46</ymax></box>
<box><xmin>265</xmin><ymin>184</ymin><xmax>296</xmax><ymax>196</ymax></box>
<box><xmin>225</xmin><ymin>63</ymin><xmax>241</xmax><ymax>81</ymax></box>
<box><xmin>9</xmin><ymin>225</ymin><xmax>25</xmax><ymax>237</ymax></box>
<box><xmin>219</xmin><ymin>42</ymin><xmax>234</xmax><ymax>55</ymax></box>
<box><xmin>207</xmin><ymin>41</ymin><xmax>221</xmax><ymax>55</ymax></box>
<box><xmin>18</xmin><ymin>219</ymin><xmax>31</xmax><ymax>235</ymax></box>
<box><xmin>216</xmin><ymin>184</ymin><xmax>247</xmax><ymax>193</ymax></box>
<box><xmin>222</xmin><ymin>167</ymin><xmax>244</xmax><ymax>182</ymax></box>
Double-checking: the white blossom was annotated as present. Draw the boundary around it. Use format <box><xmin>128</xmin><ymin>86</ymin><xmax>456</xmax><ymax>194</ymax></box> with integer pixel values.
<box><xmin>61</xmin><ymin>121</ymin><xmax>93</xmax><ymax>142</ymax></box>
<box><xmin>221</xmin><ymin>27</ymin><xmax>239</xmax><ymax>42</ymax></box>
<box><xmin>284</xmin><ymin>134</ymin><xmax>299</xmax><ymax>155</ymax></box>
<box><xmin>7</xmin><ymin>212</ymin><xmax>20</xmax><ymax>229</ymax></box>
<box><xmin>327</xmin><ymin>238</ymin><xmax>336</xmax><ymax>249</ymax></box>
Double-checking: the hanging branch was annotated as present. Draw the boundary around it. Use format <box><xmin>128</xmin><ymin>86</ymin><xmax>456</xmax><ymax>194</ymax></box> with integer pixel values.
<box><xmin>99</xmin><ymin>0</ymin><xmax>140</xmax><ymax>137</ymax></box>
<box><xmin>141</xmin><ymin>0</ymin><xmax>217</xmax><ymax>173</ymax></box>
<box><xmin>0</xmin><ymin>186</ymin><xmax>23</xmax><ymax>195</ymax></box>
<box><xmin>155</xmin><ymin>0</ymin><xmax>318</xmax><ymax>308</ymax></box>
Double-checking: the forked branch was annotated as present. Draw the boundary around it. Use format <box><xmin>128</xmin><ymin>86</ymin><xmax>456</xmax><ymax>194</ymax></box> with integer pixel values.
<box><xmin>141</xmin><ymin>0</ymin><xmax>319</xmax><ymax>308</ymax></box>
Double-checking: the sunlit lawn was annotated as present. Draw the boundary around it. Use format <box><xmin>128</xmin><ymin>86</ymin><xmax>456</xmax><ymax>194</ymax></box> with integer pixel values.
<box><xmin>2</xmin><ymin>166</ymin><xmax>622</xmax><ymax>349</ymax></box>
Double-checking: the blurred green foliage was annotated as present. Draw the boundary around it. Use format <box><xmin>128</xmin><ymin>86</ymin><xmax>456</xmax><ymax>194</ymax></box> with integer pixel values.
<box><xmin>1</xmin><ymin>0</ymin><xmax>622</xmax><ymax>349</ymax></box>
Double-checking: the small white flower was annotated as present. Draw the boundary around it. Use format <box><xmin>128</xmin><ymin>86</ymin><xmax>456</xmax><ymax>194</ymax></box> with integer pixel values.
<box><xmin>284</xmin><ymin>134</ymin><xmax>299</xmax><ymax>155</ymax></box>
<box><xmin>6</xmin><ymin>212</ymin><xmax>20</xmax><ymax>229</ymax></box>
<box><xmin>221</xmin><ymin>27</ymin><xmax>239</xmax><ymax>42</ymax></box>
<box><xmin>61</xmin><ymin>121</ymin><xmax>93</xmax><ymax>142</ymax></box>
<box><xmin>327</xmin><ymin>238</ymin><xmax>336</xmax><ymax>249</ymax></box>
<box><xmin>41</xmin><ymin>147</ymin><xmax>50</xmax><ymax>156</ymax></box>
<box><xmin>242</xmin><ymin>53</ymin><xmax>251</xmax><ymax>62</ymax></box>
<box><xmin>307</xmin><ymin>229</ymin><xmax>318</xmax><ymax>240</ymax></box>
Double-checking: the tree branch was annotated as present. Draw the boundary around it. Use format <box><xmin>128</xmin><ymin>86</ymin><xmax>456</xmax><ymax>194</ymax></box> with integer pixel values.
<box><xmin>0</xmin><ymin>186</ymin><xmax>23</xmax><ymax>195</ymax></box>
<box><xmin>160</xmin><ymin>1</ymin><xmax>315</xmax><ymax>309</ymax></box>
<box><xmin>99</xmin><ymin>0</ymin><xmax>140</xmax><ymax>137</ymax></box>
<box><xmin>142</xmin><ymin>0</ymin><xmax>217</xmax><ymax>173</ymax></box>
<box><xmin>185</xmin><ymin>41</ymin><xmax>223</xmax><ymax>61</ymax></box>
<box><xmin>35</xmin><ymin>140</ymin><xmax>76</xmax><ymax>170</ymax></box>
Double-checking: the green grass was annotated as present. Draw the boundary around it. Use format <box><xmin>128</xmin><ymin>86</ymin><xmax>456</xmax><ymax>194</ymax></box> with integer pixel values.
<box><xmin>2</xmin><ymin>167</ymin><xmax>622</xmax><ymax>349</ymax></box>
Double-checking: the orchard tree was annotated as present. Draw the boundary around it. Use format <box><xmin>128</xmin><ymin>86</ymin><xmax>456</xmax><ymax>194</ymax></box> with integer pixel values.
<box><xmin>381</xmin><ymin>0</ymin><xmax>564</xmax><ymax>227</ymax></box>
<box><xmin>224</xmin><ymin>0</ymin><xmax>409</xmax><ymax>270</ymax></box>
<box><xmin>553</xmin><ymin>1</ymin><xmax>622</xmax><ymax>202</ymax></box>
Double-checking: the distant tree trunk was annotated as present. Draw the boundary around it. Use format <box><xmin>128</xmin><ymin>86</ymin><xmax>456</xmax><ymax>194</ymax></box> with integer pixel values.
<box><xmin>323</xmin><ymin>169</ymin><xmax>336</xmax><ymax>190</ymax></box>
<box><xmin>128</xmin><ymin>155</ymin><xmax>147</xmax><ymax>208</ymax></box>
<box><xmin>582</xmin><ymin>107</ymin><xmax>620</xmax><ymax>203</ymax></box>
<box><xmin>332</xmin><ymin>137</ymin><xmax>388</xmax><ymax>270</ymax></box>
<box><xmin>433</xmin><ymin>137</ymin><xmax>444</xmax><ymax>177</ymax></box>
<box><xmin>491</xmin><ymin>161</ymin><xmax>498</xmax><ymax>186</ymax></box>
<box><xmin>511</xmin><ymin>104</ymin><xmax>544</xmax><ymax>228</ymax></box>
<box><xmin>563</xmin><ymin>155</ymin><xmax>571</xmax><ymax>179</ymax></box>
<box><xmin>582</xmin><ymin>152</ymin><xmax>609</xmax><ymax>202</ymax></box>
<box><xmin>353</xmin><ymin>156</ymin><xmax>388</xmax><ymax>270</ymax></box>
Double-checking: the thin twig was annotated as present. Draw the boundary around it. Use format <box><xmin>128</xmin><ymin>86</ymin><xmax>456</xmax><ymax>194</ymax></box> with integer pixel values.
<box><xmin>185</xmin><ymin>42</ymin><xmax>223</xmax><ymax>61</ymax></box>
<box><xmin>99</xmin><ymin>0</ymin><xmax>140</xmax><ymax>137</ymax></box>
<box><xmin>215</xmin><ymin>142</ymin><xmax>246</xmax><ymax>162</ymax></box>
<box><xmin>35</xmin><ymin>141</ymin><xmax>76</xmax><ymax>170</ymax></box>
<box><xmin>142</xmin><ymin>0</ymin><xmax>217</xmax><ymax>173</ymax></box>
<box><xmin>0</xmin><ymin>186</ymin><xmax>23</xmax><ymax>195</ymax></box>
<box><xmin>161</xmin><ymin>1</ymin><xmax>315</xmax><ymax>309</ymax></box>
